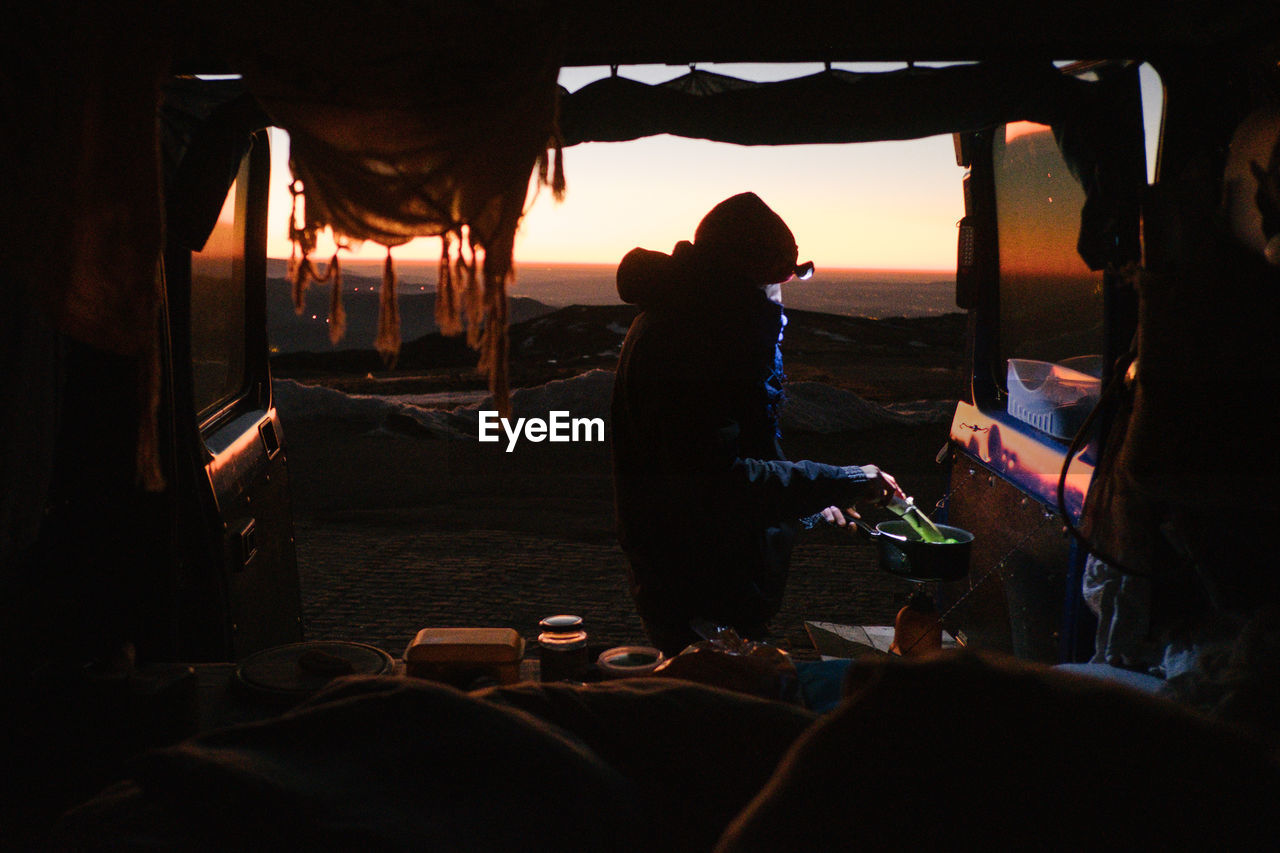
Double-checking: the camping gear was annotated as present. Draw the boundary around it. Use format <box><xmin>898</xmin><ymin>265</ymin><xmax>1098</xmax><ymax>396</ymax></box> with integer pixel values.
<box><xmin>596</xmin><ymin>645</ymin><xmax>665</xmax><ymax>677</ymax></box>
<box><xmin>853</xmin><ymin>517</ymin><xmax>974</xmax><ymax>583</ymax></box>
<box><xmin>404</xmin><ymin>627</ymin><xmax>525</xmax><ymax>686</ymax></box>
<box><xmin>890</xmin><ymin>588</ymin><xmax>945</xmax><ymax>656</ymax></box>
<box><xmin>886</xmin><ymin>494</ymin><xmax>949</xmax><ymax>542</ymax></box>
<box><xmin>234</xmin><ymin>640</ymin><xmax>396</xmax><ymax>705</ymax></box>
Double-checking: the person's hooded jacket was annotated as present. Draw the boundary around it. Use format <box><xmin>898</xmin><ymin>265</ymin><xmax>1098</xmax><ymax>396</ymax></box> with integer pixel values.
<box><xmin>611</xmin><ymin>193</ymin><xmax>875</xmax><ymax>654</ymax></box>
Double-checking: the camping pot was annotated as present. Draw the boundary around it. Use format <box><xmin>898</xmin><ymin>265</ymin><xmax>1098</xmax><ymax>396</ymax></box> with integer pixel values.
<box><xmin>853</xmin><ymin>518</ymin><xmax>973</xmax><ymax>582</ymax></box>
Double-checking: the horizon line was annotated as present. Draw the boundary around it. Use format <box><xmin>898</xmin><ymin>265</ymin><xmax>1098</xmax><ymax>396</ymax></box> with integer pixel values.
<box><xmin>267</xmin><ymin>256</ymin><xmax>956</xmax><ymax>275</ymax></box>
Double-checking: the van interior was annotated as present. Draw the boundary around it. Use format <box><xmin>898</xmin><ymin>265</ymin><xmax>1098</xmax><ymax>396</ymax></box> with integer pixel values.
<box><xmin>5</xmin><ymin>2</ymin><xmax>1280</xmax><ymax>847</ymax></box>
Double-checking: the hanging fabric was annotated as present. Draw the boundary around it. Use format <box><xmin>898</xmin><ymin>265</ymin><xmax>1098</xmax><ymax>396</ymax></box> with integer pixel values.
<box><xmin>560</xmin><ymin>61</ymin><xmax>1071</xmax><ymax>147</ymax></box>
<box><xmin>211</xmin><ymin>0</ymin><xmax>568</xmax><ymax>415</ymax></box>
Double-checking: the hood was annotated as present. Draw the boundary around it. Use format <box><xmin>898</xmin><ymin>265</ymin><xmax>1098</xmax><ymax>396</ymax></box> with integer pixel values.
<box><xmin>616</xmin><ymin>192</ymin><xmax>806</xmax><ymax>311</ymax></box>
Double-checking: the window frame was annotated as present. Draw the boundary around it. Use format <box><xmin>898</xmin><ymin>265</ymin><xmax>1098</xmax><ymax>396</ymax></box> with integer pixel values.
<box><xmin>164</xmin><ymin>129</ymin><xmax>273</xmax><ymax>446</ymax></box>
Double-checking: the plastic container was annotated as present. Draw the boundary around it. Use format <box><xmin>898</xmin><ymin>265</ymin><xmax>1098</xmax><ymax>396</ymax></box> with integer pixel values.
<box><xmin>1006</xmin><ymin>358</ymin><xmax>1102</xmax><ymax>439</ymax></box>
<box><xmin>596</xmin><ymin>645</ymin><xmax>664</xmax><ymax>678</ymax></box>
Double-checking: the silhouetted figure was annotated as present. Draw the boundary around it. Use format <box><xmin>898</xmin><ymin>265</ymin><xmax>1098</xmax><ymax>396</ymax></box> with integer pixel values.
<box><xmin>611</xmin><ymin>192</ymin><xmax>903</xmax><ymax>655</ymax></box>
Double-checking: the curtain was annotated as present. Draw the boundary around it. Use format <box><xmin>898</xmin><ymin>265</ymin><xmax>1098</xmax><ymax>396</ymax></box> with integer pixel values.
<box><xmin>7</xmin><ymin>1</ymin><xmax>568</xmax><ymax>490</ymax></box>
<box><xmin>559</xmin><ymin>61</ymin><xmax>1069</xmax><ymax>146</ymax></box>
<box><xmin>3</xmin><ymin>1</ymin><xmax>173</xmax><ymax>491</ymax></box>
<box><xmin>207</xmin><ymin>0</ymin><xmax>568</xmax><ymax>415</ymax></box>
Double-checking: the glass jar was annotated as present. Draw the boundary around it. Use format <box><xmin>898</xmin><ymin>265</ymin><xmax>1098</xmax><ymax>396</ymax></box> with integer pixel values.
<box><xmin>537</xmin><ymin>614</ymin><xmax>588</xmax><ymax>683</ymax></box>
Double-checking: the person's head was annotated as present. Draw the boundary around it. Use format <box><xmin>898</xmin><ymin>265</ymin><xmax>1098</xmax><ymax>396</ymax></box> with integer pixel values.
<box><xmin>692</xmin><ymin>192</ymin><xmax>813</xmax><ymax>289</ymax></box>
<box><xmin>616</xmin><ymin>192</ymin><xmax>812</xmax><ymax>311</ymax></box>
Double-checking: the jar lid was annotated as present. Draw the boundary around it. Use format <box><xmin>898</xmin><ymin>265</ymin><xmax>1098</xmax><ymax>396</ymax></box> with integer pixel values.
<box><xmin>538</xmin><ymin>614</ymin><xmax>583</xmax><ymax>632</ymax></box>
<box><xmin>538</xmin><ymin>630</ymin><xmax>587</xmax><ymax>649</ymax></box>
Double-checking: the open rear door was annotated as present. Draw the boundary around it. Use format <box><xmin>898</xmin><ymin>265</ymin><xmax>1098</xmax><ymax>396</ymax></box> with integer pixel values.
<box><xmin>165</xmin><ymin>125</ymin><xmax>302</xmax><ymax>660</ymax></box>
<box><xmin>941</xmin><ymin>64</ymin><xmax>1149</xmax><ymax>662</ymax></box>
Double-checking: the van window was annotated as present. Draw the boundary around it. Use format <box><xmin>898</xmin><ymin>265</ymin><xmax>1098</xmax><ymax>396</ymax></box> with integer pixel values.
<box><xmin>190</xmin><ymin>172</ymin><xmax>248</xmax><ymax>422</ymax></box>
<box><xmin>994</xmin><ymin>121</ymin><xmax>1104</xmax><ymax>372</ymax></box>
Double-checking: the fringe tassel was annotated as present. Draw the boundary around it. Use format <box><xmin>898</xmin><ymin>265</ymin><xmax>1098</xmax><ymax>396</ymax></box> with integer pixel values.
<box><xmin>290</xmin><ymin>250</ymin><xmax>347</xmax><ymax>348</ymax></box>
<box><xmin>431</xmin><ymin>226</ymin><xmax>515</xmax><ymax>417</ymax></box>
<box><xmin>476</xmin><ymin>266</ymin><xmax>512</xmax><ymax>417</ymax></box>
<box><xmin>288</xmin><ymin>221</ymin><xmax>349</xmax><ymax>353</ymax></box>
<box><xmin>539</xmin><ymin>92</ymin><xmax>567</xmax><ymax>203</ymax></box>
<box><xmin>376</xmin><ymin>248</ymin><xmax>401</xmax><ymax>367</ymax></box>
<box><xmin>287</xmin><ymin>175</ymin><xmax>319</xmax><ymax>315</ymax></box>
<box><xmin>462</xmin><ymin>232</ymin><xmax>483</xmax><ymax>350</ymax></box>
<box><xmin>289</xmin><ymin>252</ymin><xmax>311</xmax><ymax>315</ymax></box>
<box><xmin>326</xmin><ymin>252</ymin><xmax>345</xmax><ymax>345</ymax></box>
<box><xmin>552</xmin><ymin>142</ymin><xmax>566</xmax><ymax>202</ymax></box>
<box><xmin>435</xmin><ymin>231</ymin><xmax>463</xmax><ymax>336</ymax></box>
<box><xmin>536</xmin><ymin>138</ymin><xmax>567</xmax><ymax>203</ymax></box>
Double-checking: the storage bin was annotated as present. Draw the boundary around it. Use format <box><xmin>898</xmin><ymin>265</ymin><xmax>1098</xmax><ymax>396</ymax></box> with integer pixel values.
<box><xmin>1006</xmin><ymin>358</ymin><xmax>1102</xmax><ymax>440</ymax></box>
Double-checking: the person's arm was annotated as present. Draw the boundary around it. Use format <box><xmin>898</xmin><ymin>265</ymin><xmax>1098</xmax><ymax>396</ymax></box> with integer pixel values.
<box><xmin>652</xmin><ymin>388</ymin><xmax>903</xmax><ymax>524</ymax></box>
<box><xmin>724</xmin><ymin>456</ymin><xmax>901</xmax><ymax>523</ymax></box>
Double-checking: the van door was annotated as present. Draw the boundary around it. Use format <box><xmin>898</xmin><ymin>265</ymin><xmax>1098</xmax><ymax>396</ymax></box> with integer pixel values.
<box><xmin>164</xmin><ymin>121</ymin><xmax>303</xmax><ymax>660</ymax></box>
<box><xmin>941</xmin><ymin>64</ymin><xmax>1150</xmax><ymax>662</ymax></box>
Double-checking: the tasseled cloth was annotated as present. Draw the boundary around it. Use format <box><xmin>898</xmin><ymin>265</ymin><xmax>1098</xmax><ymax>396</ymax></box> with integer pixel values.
<box><xmin>224</xmin><ymin>0</ymin><xmax>569</xmax><ymax>415</ymax></box>
<box><xmin>285</xmin><ymin>177</ymin><xmax>349</xmax><ymax>346</ymax></box>
<box><xmin>375</xmin><ymin>249</ymin><xmax>401</xmax><ymax>367</ymax></box>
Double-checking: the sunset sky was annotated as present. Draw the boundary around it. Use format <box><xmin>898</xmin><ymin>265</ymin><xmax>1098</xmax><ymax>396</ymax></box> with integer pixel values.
<box><xmin>266</xmin><ymin>62</ymin><xmax>970</xmax><ymax>271</ymax></box>
<box><xmin>264</xmin><ymin>63</ymin><xmax>1160</xmax><ymax>271</ymax></box>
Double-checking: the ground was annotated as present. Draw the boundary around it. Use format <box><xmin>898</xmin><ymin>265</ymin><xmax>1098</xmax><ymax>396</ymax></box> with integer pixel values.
<box><xmin>274</xmin><ymin>306</ymin><xmax>967</xmax><ymax>658</ymax></box>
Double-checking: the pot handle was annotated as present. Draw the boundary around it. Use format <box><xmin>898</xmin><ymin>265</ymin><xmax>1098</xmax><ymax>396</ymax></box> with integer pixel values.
<box><xmin>801</xmin><ymin>510</ymin><xmax>880</xmax><ymax>539</ymax></box>
<box><xmin>846</xmin><ymin>513</ymin><xmax>880</xmax><ymax>539</ymax></box>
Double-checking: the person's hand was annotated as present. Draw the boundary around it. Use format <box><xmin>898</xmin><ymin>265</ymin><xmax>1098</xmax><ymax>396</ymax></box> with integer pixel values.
<box><xmin>818</xmin><ymin>505</ymin><xmax>866</xmax><ymax>535</ymax></box>
<box><xmin>858</xmin><ymin>465</ymin><xmax>907</xmax><ymax>506</ymax></box>
<box><xmin>819</xmin><ymin>505</ymin><xmax>855</xmax><ymax>528</ymax></box>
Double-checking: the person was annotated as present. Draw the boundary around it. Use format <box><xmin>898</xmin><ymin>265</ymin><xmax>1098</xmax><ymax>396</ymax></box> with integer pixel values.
<box><xmin>610</xmin><ymin>192</ymin><xmax>906</xmax><ymax>656</ymax></box>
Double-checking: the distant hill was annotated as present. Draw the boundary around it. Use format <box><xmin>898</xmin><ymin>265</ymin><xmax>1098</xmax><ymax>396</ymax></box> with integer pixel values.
<box><xmin>271</xmin><ymin>302</ymin><xmax>967</xmax><ymax>404</ymax></box>
<box><xmin>268</xmin><ymin>274</ymin><xmax>555</xmax><ymax>354</ymax></box>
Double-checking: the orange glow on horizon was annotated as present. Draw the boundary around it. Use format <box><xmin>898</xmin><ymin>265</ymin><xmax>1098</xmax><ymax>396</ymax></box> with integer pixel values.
<box><xmin>266</xmin><ymin>124</ymin><xmax>965</xmax><ymax>271</ymax></box>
